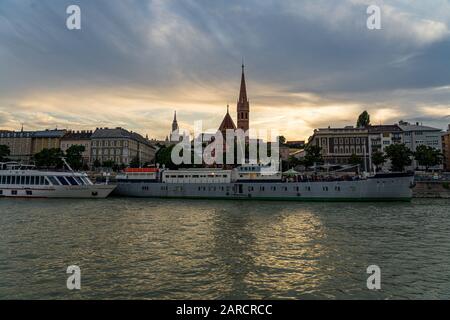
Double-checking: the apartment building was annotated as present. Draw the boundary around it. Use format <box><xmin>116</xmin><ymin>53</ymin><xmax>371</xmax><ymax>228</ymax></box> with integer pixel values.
<box><xmin>90</xmin><ymin>127</ymin><xmax>156</xmax><ymax>166</ymax></box>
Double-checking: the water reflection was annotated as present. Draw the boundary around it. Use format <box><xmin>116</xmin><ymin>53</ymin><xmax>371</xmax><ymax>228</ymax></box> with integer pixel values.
<box><xmin>0</xmin><ymin>198</ymin><xmax>450</xmax><ymax>299</ymax></box>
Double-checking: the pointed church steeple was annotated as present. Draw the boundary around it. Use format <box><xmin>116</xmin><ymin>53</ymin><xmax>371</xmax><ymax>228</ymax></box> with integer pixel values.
<box><xmin>218</xmin><ymin>104</ymin><xmax>236</xmax><ymax>138</ymax></box>
<box><xmin>237</xmin><ymin>63</ymin><xmax>250</xmax><ymax>131</ymax></box>
<box><xmin>238</xmin><ymin>64</ymin><xmax>248</xmax><ymax>103</ymax></box>
<box><xmin>171</xmin><ymin>111</ymin><xmax>178</xmax><ymax>132</ymax></box>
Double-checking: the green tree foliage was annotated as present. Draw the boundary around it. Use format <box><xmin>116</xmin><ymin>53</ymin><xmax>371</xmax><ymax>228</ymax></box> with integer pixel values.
<box><xmin>384</xmin><ymin>144</ymin><xmax>412</xmax><ymax>172</ymax></box>
<box><xmin>287</xmin><ymin>155</ymin><xmax>301</xmax><ymax>168</ymax></box>
<box><xmin>155</xmin><ymin>144</ymin><xmax>177</xmax><ymax>169</ymax></box>
<box><xmin>300</xmin><ymin>144</ymin><xmax>323</xmax><ymax>167</ymax></box>
<box><xmin>371</xmin><ymin>150</ymin><xmax>386</xmax><ymax>171</ymax></box>
<box><xmin>278</xmin><ymin>136</ymin><xmax>287</xmax><ymax>145</ymax></box>
<box><xmin>356</xmin><ymin>110</ymin><xmax>371</xmax><ymax>128</ymax></box>
<box><xmin>349</xmin><ymin>153</ymin><xmax>363</xmax><ymax>166</ymax></box>
<box><xmin>0</xmin><ymin>145</ymin><xmax>10</xmax><ymax>161</ymax></box>
<box><xmin>65</xmin><ymin>145</ymin><xmax>85</xmax><ymax>170</ymax></box>
<box><xmin>102</xmin><ymin>160</ymin><xmax>115</xmax><ymax>168</ymax></box>
<box><xmin>93</xmin><ymin>159</ymin><xmax>101</xmax><ymax>168</ymax></box>
<box><xmin>33</xmin><ymin>148</ymin><xmax>64</xmax><ymax>168</ymax></box>
<box><xmin>129</xmin><ymin>156</ymin><xmax>141</xmax><ymax>168</ymax></box>
<box><xmin>414</xmin><ymin>145</ymin><xmax>443</xmax><ymax>170</ymax></box>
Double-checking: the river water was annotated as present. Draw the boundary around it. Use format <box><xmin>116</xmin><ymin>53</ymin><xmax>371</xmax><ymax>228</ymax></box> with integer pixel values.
<box><xmin>0</xmin><ymin>198</ymin><xmax>449</xmax><ymax>299</ymax></box>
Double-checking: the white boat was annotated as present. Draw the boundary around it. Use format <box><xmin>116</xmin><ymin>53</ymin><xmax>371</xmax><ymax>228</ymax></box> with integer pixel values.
<box><xmin>0</xmin><ymin>162</ymin><xmax>116</xmax><ymax>199</ymax></box>
<box><xmin>114</xmin><ymin>165</ymin><xmax>415</xmax><ymax>201</ymax></box>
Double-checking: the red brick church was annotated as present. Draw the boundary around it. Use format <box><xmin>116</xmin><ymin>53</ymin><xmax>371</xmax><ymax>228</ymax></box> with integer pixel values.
<box><xmin>218</xmin><ymin>64</ymin><xmax>250</xmax><ymax>137</ymax></box>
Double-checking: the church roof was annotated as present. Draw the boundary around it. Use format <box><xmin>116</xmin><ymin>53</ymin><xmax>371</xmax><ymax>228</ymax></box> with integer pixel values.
<box><xmin>238</xmin><ymin>64</ymin><xmax>248</xmax><ymax>103</ymax></box>
<box><xmin>218</xmin><ymin>106</ymin><xmax>236</xmax><ymax>132</ymax></box>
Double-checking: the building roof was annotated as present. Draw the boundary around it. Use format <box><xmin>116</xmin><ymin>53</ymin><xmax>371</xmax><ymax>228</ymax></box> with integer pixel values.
<box><xmin>62</xmin><ymin>130</ymin><xmax>93</xmax><ymax>140</ymax></box>
<box><xmin>32</xmin><ymin>129</ymin><xmax>67</xmax><ymax>138</ymax></box>
<box><xmin>238</xmin><ymin>64</ymin><xmax>248</xmax><ymax>104</ymax></box>
<box><xmin>398</xmin><ymin>124</ymin><xmax>442</xmax><ymax>132</ymax></box>
<box><xmin>368</xmin><ymin>124</ymin><xmax>402</xmax><ymax>133</ymax></box>
<box><xmin>0</xmin><ymin>131</ymin><xmax>34</xmax><ymax>138</ymax></box>
<box><xmin>218</xmin><ymin>106</ymin><xmax>236</xmax><ymax>133</ymax></box>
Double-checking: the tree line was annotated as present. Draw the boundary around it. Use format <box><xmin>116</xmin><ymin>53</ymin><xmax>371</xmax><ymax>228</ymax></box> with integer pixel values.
<box><xmin>287</xmin><ymin>143</ymin><xmax>442</xmax><ymax>172</ymax></box>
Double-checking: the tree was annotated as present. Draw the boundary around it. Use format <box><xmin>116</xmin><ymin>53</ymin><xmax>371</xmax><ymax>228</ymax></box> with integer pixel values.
<box><xmin>278</xmin><ymin>136</ymin><xmax>287</xmax><ymax>145</ymax></box>
<box><xmin>349</xmin><ymin>153</ymin><xmax>363</xmax><ymax>166</ymax></box>
<box><xmin>129</xmin><ymin>156</ymin><xmax>141</xmax><ymax>168</ymax></box>
<box><xmin>155</xmin><ymin>145</ymin><xmax>177</xmax><ymax>169</ymax></box>
<box><xmin>357</xmin><ymin>110</ymin><xmax>370</xmax><ymax>128</ymax></box>
<box><xmin>300</xmin><ymin>144</ymin><xmax>323</xmax><ymax>167</ymax></box>
<box><xmin>371</xmin><ymin>150</ymin><xmax>386</xmax><ymax>171</ymax></box>
<box><xmin>287</xmin><ymin>155</ymin><xmax>301</xmax><ymax>168</ymax></box>
<box><xmin>102</xmin><ymin>160</ymin><xmax>115</xmax><ymax>168</ymax></box>
<box><xmin>65</xmin><ymin>145</ymin><xmax>85</xmax><ymax>171</ymax></box>
<box><xmin>384</xmin><ymin>144</ymin><xmax>412</xmax><ymax>172</ymax></box>
<box><xmin>0</xmin><ymin>145</ymin><xmax>10</xmax><ymax>161</ymax></box>
<box><xmin>33</xmin><ymin>148</ymin><xmax>64</xmax><ymax>168</ymax></box>
<box><xmin>414</xmin><ymin>145</ymin><xmax>443</xmax><ymax>171</ymax></box>
<box><xmin>93</xmin><ymin>159</ymin><xmax>101</xmax><ymax>169</ymax></box>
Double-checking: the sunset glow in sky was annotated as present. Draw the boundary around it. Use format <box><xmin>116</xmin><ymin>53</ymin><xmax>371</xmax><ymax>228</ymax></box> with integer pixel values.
<box><xmin>1</xmin><ymin>0</ymin><xmax>450</xmax><ymax>140</ymax></box>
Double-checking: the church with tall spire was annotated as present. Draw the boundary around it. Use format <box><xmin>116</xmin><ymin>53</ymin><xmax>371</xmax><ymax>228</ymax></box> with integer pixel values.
<box><xmin>236</xmin><ymin>63</ymin><xmax>250</xmax><ymax>131</ymax></box>
<box><xmin>217</xmin><ymin>63</ymin><xmax>250</xmax><ymax>136</ymax></box>
<box><xmin>169</xmin><ymin>110</ymin><xmax>180</xmax><ymax>142</ymax></box>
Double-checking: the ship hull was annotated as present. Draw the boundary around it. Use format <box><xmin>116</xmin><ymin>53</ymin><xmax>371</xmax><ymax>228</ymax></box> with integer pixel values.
<box><xmin>114</xmin><ymin>174</ymin><xmax>414</xmax><ymax>202</ymax></box>
<box><xmin>0</xmin><ymin>185</ymin><xmax>116</xmax><ymax>199</ymax></box>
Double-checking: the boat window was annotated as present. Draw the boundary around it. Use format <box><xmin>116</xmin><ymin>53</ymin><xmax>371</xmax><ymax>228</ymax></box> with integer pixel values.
<box><xmin>30</xmin><ymin>176</ymin><xmax>35</xmax><ymax>185</ymax></box>
<box><xmin>11</xmin><ymin>176</ymin><xmax>16</xmax><ymax>184</ymax></box>
<box><xmin>55</xmin><ymin>176</ymin><xmax>69</xmax><ymax>185</ymax></box>
<box><xmin>46</xmin><ymin>176</ymin><xmax>59</xmax><ymax>185</ymax></box>
<box><xmin>80</xmin><ymin>177</ymin><xmax>92</xmax><ymax>185</ymax></box>
<box><xmin>6</xmin><ymin>176</ymin><xmax>11</xmax><ymax>184</ymax></box>
<box><xmin>20</xmin><ymin>176</ymin><xmax>25</xmax><ymax>185</ymax></box>
<box><xmin>66</xmin><ymin>176</ymin><xmax>79</xmax><ymax>186</ymax></box>
<box><xmin>74</xmin><ymin>177</ymin><xmax>84</xmax><ymax>185</ymax></box>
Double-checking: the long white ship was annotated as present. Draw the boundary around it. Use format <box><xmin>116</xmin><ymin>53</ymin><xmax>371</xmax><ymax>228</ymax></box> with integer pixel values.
<box><xmin>0</xmin><ymin>162</ymin><xmax>116</xmax><ymax>199</ymax></box>
<box><xmin>114</xmin><ymin>165</ymin><xmax>415</xmax><ymax>201</ymax></box>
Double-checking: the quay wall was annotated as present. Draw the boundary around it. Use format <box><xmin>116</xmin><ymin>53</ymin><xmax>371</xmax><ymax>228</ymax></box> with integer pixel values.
<box><xmin>413</xmin><ymin>181</ymin><xmax>450</xmax><ymax>198</ymax></box>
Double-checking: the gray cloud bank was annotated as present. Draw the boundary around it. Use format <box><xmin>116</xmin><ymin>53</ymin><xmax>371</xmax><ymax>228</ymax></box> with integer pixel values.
<box><xmin>1</xmin><ymin>0</ymin><xmax>450</xmax><ymax>136</ymax></box>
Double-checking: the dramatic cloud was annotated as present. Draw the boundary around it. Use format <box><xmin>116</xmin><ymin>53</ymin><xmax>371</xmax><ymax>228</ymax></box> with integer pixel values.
<box><xmin>1</xmin><ymin>0</ymin><xmax>450</xmax><ymax>139</ymax></box>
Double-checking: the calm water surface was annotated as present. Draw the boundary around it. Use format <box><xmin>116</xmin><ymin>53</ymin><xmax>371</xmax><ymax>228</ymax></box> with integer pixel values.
<box><xmin>0</xmin><ymin>198</ymin><xmax>449</xmax><ymax>299</ymax></box>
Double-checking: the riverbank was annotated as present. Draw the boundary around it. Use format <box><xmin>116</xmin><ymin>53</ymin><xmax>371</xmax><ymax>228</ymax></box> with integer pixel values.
<box><xmin>413</xmin><ymin>181</ymin><xmax>450</xmax><ymax>198</ymax></box>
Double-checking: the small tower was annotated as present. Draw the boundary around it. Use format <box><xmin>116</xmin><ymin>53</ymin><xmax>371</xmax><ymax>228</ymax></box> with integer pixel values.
<box><xmin>171</xmin><ymin>111</ymin><xmax>179</xmax><ymax>133</ymax></box>
<box><xmin>237</xmin><ymin>64</ymin><xmax>249</xmax><ymax>131</ymax></box>
<box><xmin>218</xmin><ymin>104</ymin><xmax>237</xmax><ymax>139</ymax></box>
<box><xmin>170</xmin><ymin>111</ymin><xmax>180</xmax><ymax>142</ymax></box>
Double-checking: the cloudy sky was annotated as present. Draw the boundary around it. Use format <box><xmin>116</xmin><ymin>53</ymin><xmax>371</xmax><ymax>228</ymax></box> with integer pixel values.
<box><xmin>1</xmin><ymin>0</ymin><xmax>450</xmax><ymax>140</ymax></box>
